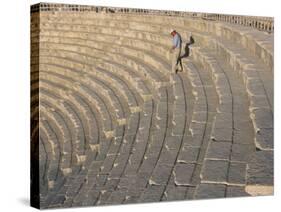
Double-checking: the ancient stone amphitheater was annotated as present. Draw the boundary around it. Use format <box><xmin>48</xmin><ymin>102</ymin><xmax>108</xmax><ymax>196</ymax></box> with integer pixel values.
<box><xmin>30</xmin><ymin>3</ymin><xmax>274</xmax><ymax>209</ymax></box>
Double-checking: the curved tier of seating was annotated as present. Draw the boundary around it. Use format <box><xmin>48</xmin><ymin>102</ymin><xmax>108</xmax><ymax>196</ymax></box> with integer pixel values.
<box><xmin>31</xmin><ymin>10</ymin><xmax>273</xmax><ymax>208</ymax></box>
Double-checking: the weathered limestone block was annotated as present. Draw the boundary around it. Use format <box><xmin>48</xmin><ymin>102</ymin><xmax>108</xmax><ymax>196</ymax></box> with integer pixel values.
<box><xmin>164</xmin><ymin>136</ymin><xmax>182</xmax><ymax>151</ymax></box>
<box><xmin>174</xmin><ymin>163</ymin><xmax>195</xmax><ymax>186</ymax></box>
<box><xmin>177</xmin><ymin>146</ymin><xmax>200</xmax><ymax>163</ymax></box>
<box><xmin>246</xmin><ymin>150</ymin><xmax>273</xmax><ymax>186</ymax></box>
<box><xmin>242</xmin><ymin>68</ymin><xmax>258</xmax><ymax>83</ymax></box>
<box><xmin>255</xmin><ymin>128</ymin><xmax>273</xmax><ymax>150</ymax></box>
<box><xmin>228</xmin><ymin>162</ymin><xmax>247</xmax><ymax>185</ymax></box>
<box><xmin>158</xmin><ymin>149</ymin><xmax>178</xmax><ymax>165</ymax></box>
<box><xmin>206</xmin><ymin>141</ymin><xmax>231</xmax><ymax>160</ymax></box>
<box><xmin>173</xmin><ymin>103</ymin><xmax>186</xmax><ymax>114</ymax></box>
<box><xmin>149</xmin><ymin>164</ymin><xmax>173</xmax><ymax>185</ymax></box>
<box><xmin>201</xmin><ymin>159</ymin><xmax>229</xmax><ymax>183</ymax></box>
<box><xmin>246</xmin><ymin>78</ymin><xmax>266</xmax><ymax>97</ymax></box>
<box><xmin>231</xmin><ymin>143</ymin><xmax>255</xmax><ymax>162</ymax></box>
<box><xmin>211</xmin><ymin>127</ymin><xmax>232</xmax><ymax>142</ymax></box>
<box><xmin>139</xmin><ymin>185</ymin><xmax>165</xmax><ymax>203</ymax></box>
<box><xmin>189</xmin><ymin>122</ymin><xmax>205</xmax><ymax>137</ymax></box>
<box><xmin>163</xmin><ymin>185</ymin><xmax>187</xmax><ymax>201</ymax></box>
<box><xmin>233</xmin><ymin>129</ymin><xmax>254</xmax><ymax>144</ymax></box>
<box><xmin>172</xmin><ymin>114</ymin><xmax>185</xmax><ymax>136</ymax></box>
<box><xmin>250</xmin><ymin>108</ymin><xmax>273</xmax><ymax>132</ymax></box>
<box><xmin>226</xmin><ymin>186</ymin><xmax>250</xmax><ymax>197</ymax></box>
<box><xmin>213</xmin><ymin>112</ymin><xmax>233</xmax><ymax>129</ymax></box>
<box><xmin>191</xmin><ymin>111</ymin><xmax>207</xmax><ymax>123</ymax></box>
<box><xmin>217</xmin><ymin>102</ymin><xmax>233</xmax><ymax>113</ymax></box>
<box><xmin>195</xmin><ymin>184</ymin><xmax>226</xmax><ymax>199</ymax></box>
<box><xmin>249</xmin><ymin>95</ymin><xmax>271</xmax><ymax>111</ymax></box>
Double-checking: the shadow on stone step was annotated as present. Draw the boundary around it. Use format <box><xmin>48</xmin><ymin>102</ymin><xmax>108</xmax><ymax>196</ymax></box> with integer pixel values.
<box><xmin>180</xmin><ymin>36</ymin><xmax>195</xmax><ymax>59</ymax></box>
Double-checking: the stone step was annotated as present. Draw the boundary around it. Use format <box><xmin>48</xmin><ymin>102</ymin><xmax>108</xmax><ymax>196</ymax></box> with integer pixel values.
<box><xmin>202</xmin><ymin>42</ymin><xmax>273</xmax><ymax>151</ymax></box>
<box><xmin>40</xmin><ymin>69</ymin><xmax>116</xmax><ymax>134</ymax></box>
<box><xmin>208</xmin><ymin>38</ymin><xmax>273</xmax><ymax>109</ymax></box>
<box><xmin>34</xmin><ymin>9</ymin><xmax>274</xmax><ymax>207</ymax></box>
<box><xmin>190</xmin><ymin>48</ymin><xmax>234</xmax><ymax>143</ymax></box>
<box><xmin>189</xmin><ymin>47</ymin><xmax>272</xmax><ymax>192</ymax></box>
<box><xmin>40</xmin><ymin>90</ymin><xmax>99</xmax><ymax>150</ymax></box>
<box><xmin>41</xmin><ymin>59</ymin><xmax>130</xmax><ymax>123</ymax></box>
<box><xmin>40</xmin><ymin>12</ymin><xmax>273</xmax><ymax>68</ymax></box>
<box><xmin>39</xmin><ymin>120</ymin><xmax>61</xmax><ymax>188</ymax></box>
<box><xmin>39</xmin><ymin>34</ymin><xmax>171</xmax><ymax>78</ymax></box>
<box><xmin>39</xmin><ymin>41</ymin><xmax>162</xmax><ymax>100</ymax></box>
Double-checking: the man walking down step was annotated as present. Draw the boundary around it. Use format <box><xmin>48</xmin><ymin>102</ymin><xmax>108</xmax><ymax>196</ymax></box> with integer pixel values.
<box><xmin>170</xmin><ymin>29</ymin><xmax>183</xmax><ymax>74</ymax></box>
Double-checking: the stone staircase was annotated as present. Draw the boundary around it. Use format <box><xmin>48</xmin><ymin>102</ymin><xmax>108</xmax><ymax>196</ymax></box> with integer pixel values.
<box><xmin>31</xmin><ymin>4</ymin><xmax>274</xmax><ymax>209</ymax></box>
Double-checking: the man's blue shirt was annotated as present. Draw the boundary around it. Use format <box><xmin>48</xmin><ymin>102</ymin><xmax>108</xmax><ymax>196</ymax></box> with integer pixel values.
<box><xmin>173</xmin><ymin>33</ymin><xmax>181</xmax><ymax>48</ymax></box>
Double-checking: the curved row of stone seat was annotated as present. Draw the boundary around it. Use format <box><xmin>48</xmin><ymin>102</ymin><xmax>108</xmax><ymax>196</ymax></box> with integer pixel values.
<box><xmin>157</xmin><ymin>74</ymin><xmax>194</xmax><ymax>201</ymax></box>
<box><xmin>67</xmin><ymin>103</ymin><xmax>151</xmax><ymax>206</ymax></box>
<box><xmin>106</xmin><ymin>73</ymin><xmax>189</xmax><ymax>204</ymax></box>
<box><xmin>38</xmin><ymin>18</ymin><xmax>212</xmax><ymax>137</ymax></box>
<box><xmin>41</xmin><ymin>61</ymin><xmax>128</xmax><ymax>126</ymax></box>
<box><xmin>40</xmin><ymin>102</ymin><xmax>72</xmax><ymax>168</ymax></box>
<box><xmin>191</xmin><ymin>48</ymin><xmax>234</xmax><ymax>142</ymax></box>
<box><xmin>39</xmin><ymin>77</ymin><xmax>118</xmax><ymax>207</ymax></box>
<box><xmin>38</xmin><ymin>54</ymin><xmax>147</xmax><ymax>138</ymax></box>
<box><xmin>35</xmin><ymin>11</ymin><xmax>273</xmax><ymax>206</ymax></box>
<box><xmin>36</xmin><ymin>33</ymin><xmax>184</xmax><ymax>205</ymax></box>
<box><xmin>38</xmin><ymin>12</ymin><xmax>272</xmax><ymax>95</ymax></box>
<box><xmin>39</xmin><ymin>48</ymin><xmax>145</xmax><ymax>109</ymax></box>
<box><xmin>190</xmin><ymin>48</ymin><xmax>245</xmax><ymax>187</ymax></box>
<box><xmin>205</xmin><ymin>40</ymin><xmax>273</xmax><ymax>151</ymax></box>
<box><xmin>207</xmin><ymin>38</ymin><xmax>273</xmax><ymax>107</ymax></box>
<box><xmin>40</xmin><ymin>68</ymin><xmax>116</xmax><ymax>134</ymax></box>
<box><xmin>39</xmin><ymin>118</ymin><xmax>63</xmax><ymax>194</ymax></box>
<box><xmin>47</xmin><ymin>19</ymin><xmax>270</xmax><ymax>192</ymax></box>
<box><xmin>125</xmin><ymin>14</ymin><xmax>274</xmax><ymax>70</ymax></box>
<box><xmin>65</xmin><ymin>26</ymin><xmax>198</xmax><ymax>202</ymax></box>
<box><xmin>39</xmin><ymin>36</ymin><xmax>167</xmax><ymax>96</ymax></box>
<box><xmin>59</xmin><ymin>96</ymin><xmax>144</xmax><ymax>206</ymax></box>
<box><xmin>39</xmin><ymin>136</ymin><xmax>47</xmax><ymax>193</ymax></box>
<box><xmin>181</xmin><ymin>59</ymin><xmax>221</xmax><ymax>199</ymax></box>
<box><xmin>38</xmin><ymin>29</ymin><xmax>162</xmax><ymax>147</ymax></box>
<box><xmin>39</xmin><ymin>58</ymin><xmax>145</xmax><ymax>163</ymax></box>
<box><xmin>189</xmin><ymin>46</ymin><xmax>272</xmax><ymax>194</ymax></box>
<box><xmin>30</xmin><ymin>85</ymin><xmax>39</xmax><ymax>121</ymax></box>
<box><xmin>67</xmin><ymin>31</ymin><xmax>200</xmax><ymax>204</ymax></box>
<box><xmin>37</xmin><ymin>60</ymin><xmax>153</xmax><ymax>205</ymax></box>
<box><xmin>40</xmin><ymin>107</ymin><xmax>77</xmax><ymax>199</ymax></box>
<box><xmin>40</xmin><ymin>77</ymin><xmax>118</xmax><ymax>178</ymax></box>
<box><xmin>39</xmin><ymin>35</ymin><xmax>170</xmax><ymax>83</ymax></box>
<box><xmin>41</xmin><ymin>90</ymin><xmax>95</xmax><ymax>156</ymax></box>
<box><xmin>49</xmin><ymin>14</ymin><xmax>270</xmax><ymax>152</ymax></box>
<box><xmin>40</xmin><ymin>72</ymin><xmax>118</xmax><ymax>172</ymax></box>
<box><xmin>82</xmin><ymin>40</ymin><xmax>165</xmax><ymax>204</ymax></box>
<box><xmin>90</xmin><ymin>113</ymin><xmax>142</xmax><ymax>206</ymax></box>
<box><xmin>117</xmin><ymin>89</ymin><xmax>170</xmax><ymax>204</ymax></box>
<box><xmin>39</xmin><ymin>96</ymin><xmax>90</xmax><ymax>185</ymax></box>
<box><xmin>40</xmin><ymin>12</ymin><xmax>273</xmax><ymax>71</ymax></box>
<box><xmin>37</xmin><ymin>40</ymin><xmax>167</xmax><ymax>140</ymax></box>
<box><xmin>84</xmin><ymin>65</ymin><xmax>168</xmax><ymax>204</ymax></box>
<box><xmin>37</xmin><ymin>14</ymin><xmax>221</xmax><ymax>204</ymax></box>
<box><xmin>184</xmin><ymin>56</ymin><xmax>250</xmax><ymax>197</ymax></box>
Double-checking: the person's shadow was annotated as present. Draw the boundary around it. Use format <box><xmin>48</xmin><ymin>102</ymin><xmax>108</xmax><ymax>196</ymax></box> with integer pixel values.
<box><xmin>180</xmin><ymin>35</ymin><xmax>195</xmax><ymax>59</ymax></box>
<box><xmin>175</xmin><ymin>35</ymin><xmax>195</xmax><ymax>73</ymax></box>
